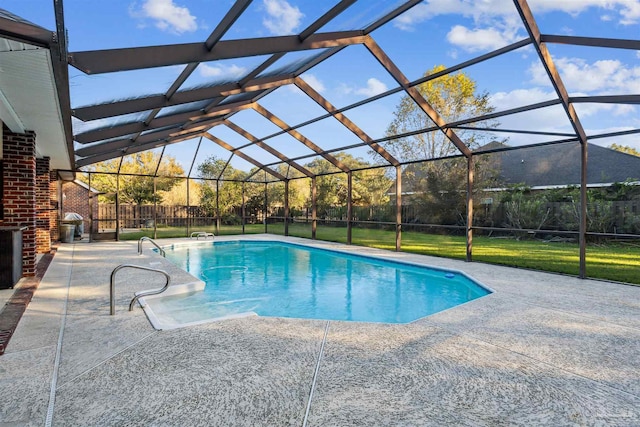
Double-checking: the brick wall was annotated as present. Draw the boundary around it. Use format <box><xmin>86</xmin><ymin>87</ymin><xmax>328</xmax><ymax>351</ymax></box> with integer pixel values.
<box><xmin>50</xmin><ymin>171</ymin><xmax>59</xmax><ymax>242</ymax></box>
<box><xmin>1</xmin><ymin>126</ymin><xmax>36</xmax><ymax>276</ymax></box>
<box><xmin>35</xmin><ymin>157</ymin><xmax>51</xmax><ymax>253</ymax></box>
<box><xmin>62</xmin><ymin>181</ymin><xmax>95</xmax><ymax>234</ymax></box>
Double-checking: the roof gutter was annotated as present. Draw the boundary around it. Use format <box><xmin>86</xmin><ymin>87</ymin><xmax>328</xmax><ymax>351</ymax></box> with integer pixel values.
<box><xmin>51</xmin><ymin>0</ymin><xmax>75</xmax><ymax>174</ymax></box>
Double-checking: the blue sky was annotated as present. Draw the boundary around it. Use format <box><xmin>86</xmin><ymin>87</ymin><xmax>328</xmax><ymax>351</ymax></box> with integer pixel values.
<box><xmin>4</xmin><ymin>0</ymin><xmax>640</xmax><ymax>174</ymax></box>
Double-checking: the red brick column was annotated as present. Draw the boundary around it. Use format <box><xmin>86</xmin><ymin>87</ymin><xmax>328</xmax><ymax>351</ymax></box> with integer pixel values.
<box><xmin>50</xmin><ymin>171</ymin><xmax>60</xmax><ymax>242</ymax></box>
<box><xmin>36</xmin><ymin>157</ymin><xmax>51</xmax><ymax>253</ymax></box>
<box><xmin>1</xmin><ymin>127</ymin><xmax>37</xmax><ymax>276</ymax></box>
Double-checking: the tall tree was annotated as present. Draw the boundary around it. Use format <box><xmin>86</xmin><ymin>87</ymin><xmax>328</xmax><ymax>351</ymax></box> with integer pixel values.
<box><xmin>197</xmin><ymin>156</ymin><xmax>248</xmax><ymax>219</ymax></box>
<box><xmin>385</xmin><ymin>65</ymin><xmax>502</xmax><ymax>225</ymax></box>
<box><xmin>385</xmin><ymin>65</ymin><xmax>497</xmax><ymax>162</ymax></box>
<box><xmin>270</xmin><ymin>165</ymin><xmax>310</xmax><ymax>215</ymax></box>
<box><xmin>81</xmin><ymin>152</ymin><xmax>184</xmax><ymax>204</ymax></box>
<box><xmin>305</xmin><ymin>153</ymin><xmax>392</xmax><ymax>215</ymax></box>
<box><xmin>158</xmin><ymin>179</ymin><xmax>201</xmax><ymax>205</ymax></box>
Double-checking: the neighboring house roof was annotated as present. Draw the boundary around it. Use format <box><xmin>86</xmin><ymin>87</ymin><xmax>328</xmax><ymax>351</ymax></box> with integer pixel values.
<box><xmin>71</xmin><ymin>179</ymin><xmax>100</xmax><ymax>194</ymax></box>
<box><xmin>485</xmin><ymin>142</ymin><xmax>640</xmax><ymax>188</ymax></box>
<box><xmin>391</xmin><ymin>142</ymin><xmax>640</xmax><ymax>194</ymax></box>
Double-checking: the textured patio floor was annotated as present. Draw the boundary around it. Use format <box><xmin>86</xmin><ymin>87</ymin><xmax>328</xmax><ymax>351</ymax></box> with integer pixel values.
<box><xmin>1</xmin><ymin>234</ymin><xmax>639</xmax><ymax>426</ymax></box>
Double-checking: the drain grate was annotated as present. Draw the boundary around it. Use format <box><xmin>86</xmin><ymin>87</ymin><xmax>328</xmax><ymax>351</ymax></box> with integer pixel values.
<box><xmin>0</xmin><ymin>329</ymin><xmax>14</xmax><ymax>354</ymax></box>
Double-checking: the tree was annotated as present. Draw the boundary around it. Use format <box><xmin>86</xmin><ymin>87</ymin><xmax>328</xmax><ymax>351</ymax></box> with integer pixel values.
<box><xmin>385</xmin><ymin>65</ymin><xmax>497</xmax><ymax>162</ymax></box>
<box><xmin>158</xmin><ymin>179</ymin><xmax>201</xmax><ymax>205</ymax></box>
<box><xmin>385</xmin><ymin>65</ymin><xmax>503</xmax><ymax>225</ymax></box>
<box><xmin>305</xmin><ymin>153</ymin><xmax>393</xmax><ymax>216</ymax></box>
<box><xmin>197</xmin><ymin>156</ymin><xmax>248</xmax><ymax>222</ymax></box>
<box><xmin>269</xmin><ymin>165</ymin><xmax>311</xmax><ymax>216</ymax></box>
<box><xmin>500</xmin><ymin>185</ymin><xmax>552</xmax><ymax>234</ymax></box>
<box><xmin>610</xmin><ymin>143</ymin><xmax>640</xmax><ymax>157</ymax></box>
<box><xmin>81</xmin><ymin>152</ymin><xmax>184</xmax><ymax>204</ymax></box>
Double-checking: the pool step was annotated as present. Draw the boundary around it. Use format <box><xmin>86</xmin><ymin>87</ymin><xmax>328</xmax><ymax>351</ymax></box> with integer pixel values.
<box><xmin>137</xmin><ymin>282</ymin><xmax>258</xmax><ymax>330</ymax></box>
<box><xmin>136</xmin><ymin>280</ymin><xmax>205</xmax><ymax>302</ymax></box>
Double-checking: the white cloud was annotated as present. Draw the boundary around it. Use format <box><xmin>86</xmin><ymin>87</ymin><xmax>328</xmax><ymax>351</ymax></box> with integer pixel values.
<box><xmin>619</xmin><ymin>1</ymin><xmax>640</xmax><ymax>24</ymax></box>
<box><xmin>338</xmin><ymin>78</ymin><xmax>388</xmax><ymax>97</ymax></box>
<box><xmin>529</xmin><ymin>58</ymin><xmax>640</xmax><ymax>94</ymax></box>
<box><xmin>199</xmin><ymin>64</ymin><xmax>247</xmax><ymax>79</ymax></box>
<box><xmin>262</xmin><ymin>0</ymin><xmax>304</xmax><ymax>35</ymax></box>
<box><xmin>489</xmin><ymin>88</ymin><xmax>557</xmax><ymax>110</ymax></box>
<box><xmin>394</xmin><ymin>0</ymin><xmax>640</xmax><ymax>30</ymax></box>
<box><xmin>574</xmin><ymin>102</ymin><xmax>637</xmax><ymax>118</ymax></box>
<box><xmin>446</xmin><ymin>25</ymin><xmax>514</xmax><ymax>51</ymax></box>
<box><xmin>362</xmin><ymin>78</ymin><xmax>388</xmax><ymax>95</ymax></box>
<box><xmin>531</xmin><ymin>0</ymin><xmax>640</xmax><ymax>24</ymax></box>
<box><xmin>614</xmin><ymin>104</ymin><xmax>636</xmax><ymax>116</ymax></box>
<box><xmin>486</xmin><ymin>86</ymin><xmax>638</xmax><ymax>146</ymax></box>
<box><xmin>484</xmin><ymin>88</ymin><xmax>573</xmax><ymax>144</ymax></box>
<box><xmin>559</xmin><ymin>26</ymin><xmax>573</xmax><ymax>35</ymax></box>
<box><xmin>394</xmin><ymin>0</ymin><xmax>514</xmax><ymax>31</ymax></box>
<box><xmin>300</xmin><ymin>74</ymin><xmax>325</xmax><ymax>93</ymax></box>
<box><xmin>398</xmin><ymin>2</ymin><xmax>523</xmax><ymax>52</ymax></box>
<box><xmin>131</xmin><ymin>0</ymin><xmax>198</xmax><ymax>34</ymax></box>
<box><xmin>588</xmin><ymin>129</ymin><xmax>640</xmax><ymax>151</ymax></box>
<box><xmin>394</xmin><ymin>1</ymin><xmax>453</xmax><ymax>31</ymax></box>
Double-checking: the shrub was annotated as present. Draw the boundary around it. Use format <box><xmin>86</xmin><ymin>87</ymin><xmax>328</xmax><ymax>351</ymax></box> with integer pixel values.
<box><xmin>221</xmin><ymin>213</ymin><xmax>242</xmax><ymax>225</ymax></box>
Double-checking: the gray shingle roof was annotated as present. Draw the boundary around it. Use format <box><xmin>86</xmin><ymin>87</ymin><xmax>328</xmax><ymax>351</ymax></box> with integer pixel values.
<box><xmin>397</xmin><ymin>142</ymin><xmax>640</xmax><ymax>194</ymax></box>
<box><xmin>0</xmin><ymin>8</ymin><xmax>44</xmax><ymax>28</ymax></box>
<box><xmin>492</xmin><ymin>143</ymin><xmax>640</xmax><ymax>187</ymax></box>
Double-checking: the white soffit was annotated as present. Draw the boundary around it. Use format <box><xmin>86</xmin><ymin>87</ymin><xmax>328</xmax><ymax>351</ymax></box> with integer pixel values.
<box><xmin>0</xmin><ymin>43</ymin><xmax>70</xmax><ymax>169</ymax></box>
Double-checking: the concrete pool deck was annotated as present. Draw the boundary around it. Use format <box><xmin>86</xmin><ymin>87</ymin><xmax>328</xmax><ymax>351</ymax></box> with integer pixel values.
<box><xmin>1</xmin><ymin>234</ymin><xmax>639</xmax><ymax>426</ymax></box>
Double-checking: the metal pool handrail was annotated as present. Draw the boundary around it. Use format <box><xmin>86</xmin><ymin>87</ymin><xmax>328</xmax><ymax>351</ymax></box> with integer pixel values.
<box><xmin>138</xmin><ymin>236</ymin><xmax>166</xmax><ymax>257</ymax></box>
<box><xmin>109</xmin><ymin>264</ymin><xmax>171</xmax><ymax>315</ymax></box>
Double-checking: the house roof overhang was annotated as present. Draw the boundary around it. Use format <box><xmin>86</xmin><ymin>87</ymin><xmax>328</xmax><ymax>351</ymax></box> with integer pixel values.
<box><xmin>0</xmin><ymin>9</ymin><xmax>74</xmax><ymax>170</ymax></box>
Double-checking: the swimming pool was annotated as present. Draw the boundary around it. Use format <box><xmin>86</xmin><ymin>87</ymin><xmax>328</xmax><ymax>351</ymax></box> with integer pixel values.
<box><xmin>142</xmin><ymin>241</ymin><xmax>491</xmax><ymax>328</ymax></box>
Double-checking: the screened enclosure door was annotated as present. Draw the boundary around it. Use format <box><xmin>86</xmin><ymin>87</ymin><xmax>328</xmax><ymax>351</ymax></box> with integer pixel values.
<box><xmin>91</xmin><ymin>192</ymin><xmax>117</xmax><ymax>241</ymax></box>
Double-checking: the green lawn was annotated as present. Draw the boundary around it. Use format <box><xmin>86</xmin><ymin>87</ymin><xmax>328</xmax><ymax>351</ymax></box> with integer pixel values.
<box><xmin>119</xmin><ymin>223</ymin><xmax>640</xmax><ymax>285</ymax></box>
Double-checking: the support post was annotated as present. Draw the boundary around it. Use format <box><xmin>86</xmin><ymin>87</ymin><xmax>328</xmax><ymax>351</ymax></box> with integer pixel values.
<box><xmin>264</xmin><ymin>182</ymin><xmax>268</xmax><ymax>233</ymax></box>
<box><xmin>466</xmin><ymin>155</ymin><xmax>474</xmax><ymax>262</ymax></box>
<box><xmin>579</xmin><ymin>142</ymin><xmax>588</xmax><ymax>278</ymax></box>
<box><xmin>242</xmin><ymin>182</ymin><xmax>246</xmax><ymax>235</ymax></box>
<box><xmin>514</xmin><ymin>0</ymin><xmax>590</xmax><ymax>279</ymax></box>
<box><xmin>215</xmin><ymin>180</ymin><xmax>220</xmax><ymax>236</ymax></box>
<box><xmin>186</xmin><ymin>178</ymin><xmax>190</xmax><ymax>237</ymax></box>
<box><xmin>88</xmin><ymin>173</ymin><xmax>93</xmax><ymax>243</ymax></box>
<box><xmin>153</xmin><ymin>177</ymin><xmax>157</xmax><ymax>239</ymax></box>
<box><xmin>115</xmin><ymin>176</ymin><xmax>120</xmax><ymax>241</ymax></box>
<box><xmin>347</xmin><ymin>171</ymin><xmax>352</xmax><ymax>245</ymax></box>
<box><xmin>312</xmin><ymin>177</ymin><xmax>317</xmax><ymax>240</ymax></box>
<box><xmin>56</xmin><ymin>177</ymin><xmax>62</xmax><ymax>242</ymax></box>
<box><xmin>396</xmin><ymin>165</ymin><xmax>402</xmax><ymax>252</ymax></box>
<box><xmin>284</xmin><ymin>180</ymin><xmax>289</xmax><ymax>236</ymax></box>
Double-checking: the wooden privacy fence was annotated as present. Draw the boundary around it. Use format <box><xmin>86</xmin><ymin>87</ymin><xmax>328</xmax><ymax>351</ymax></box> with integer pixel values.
<box><xmin>96</xmin><ymin>204</ymin><xmax>249</xmax><ymax>230</ymax></box>
<box><xmin>96</xmin><ymin>200</ymin><xmax>640</xmax><ymax>235</ymax></box>
<box><xmin>97</xmin><ymin>204</ymin><xmax>209</xmax><ymax>229</ymax></box>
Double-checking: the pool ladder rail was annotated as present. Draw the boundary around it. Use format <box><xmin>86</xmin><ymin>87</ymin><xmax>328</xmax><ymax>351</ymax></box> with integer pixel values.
<box><xmin>138</xmin><ymin>236</ymin><xmax>166</xmax><ymax>257</ymax></box>
<box><xmin>109</xmin><ymin>264</ymin><xmax>171</xmax><ymax>315</ymax></box>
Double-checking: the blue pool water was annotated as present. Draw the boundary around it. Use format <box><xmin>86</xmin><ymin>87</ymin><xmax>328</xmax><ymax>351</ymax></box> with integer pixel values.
<box><xmin>158</xmin><ymin>241</ymin><xmax>491</xmax><ymax>324</ymax></box>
